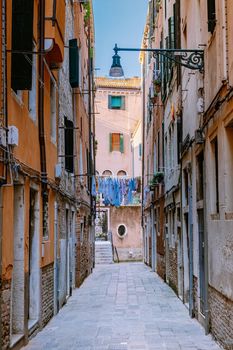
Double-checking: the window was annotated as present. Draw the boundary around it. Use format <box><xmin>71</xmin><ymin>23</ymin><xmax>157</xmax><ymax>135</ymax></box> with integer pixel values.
<box><xmin>117</xmin><ymin>224</ymin><xmax>127</xmax><ymax>238</ymax></box>
<box><xmin>207</xmin><ymin>0</ymin><xmax>216</xmax><ymax>33</ymax></box>
<box><xmin>102</xmin><ymin>170</ymin><xmax>112</xmax><ymax>176</ymax></box>
<box><xmin>117</xmin><ymin>170</ymin><xmax>127</xmax><ymax>177</ymax></box>
<box><xmin>211</xmin><ymin>137</ymin><xmax>219</xmax><ymax>213</ymax></box>
<box><xmin>139</xmin><ymin>143</ymin><xmax>142</xmax><ymax>158</ymax></box>
<box><xmin>11</xmin><ymin>0</ymin><xmax>34</xmax><ymax>91</ymax></box>
<box><xmin>50</xmin><ymin>78</ymin><xmax>57</xmax><ymax>143</ymax></box>
<box><xmin>196</xmin><ymin>151</ymin><xmax>204</xmax><ymax>202</ymax></box>
<box><xmin>64</xmin><ymin>117</ymin><xmax>74</xmax><ymax>173</ymax></box>
<box><xmin>28</xmin><ymin>44</ymin><xmax>37</xmax><ymax>121</ymax></box>
<box><xmin>109</xmin><ymin>133</ymin><xmax>124</xmax><ymax>153</ymax></box>
<box><xmin>69</xmin><ymin>39</ymin><xmax>80</xmax><ymax>88</ymax></box>
<box><xmin>225</xmin><ymin>123</ymin><xmax>233</xmax><ymax>211</ymax></box>
<box><xmin>108</xmin><ymin>95</ymin><xmax>125</xmax><ymax>110</ymax></box>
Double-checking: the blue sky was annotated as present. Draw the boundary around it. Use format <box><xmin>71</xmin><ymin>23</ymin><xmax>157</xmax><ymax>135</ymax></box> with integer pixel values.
<box><xmin>93</xmin><ymin>0</ymin><xmax>148</xmax><ymax>78</ymax></box>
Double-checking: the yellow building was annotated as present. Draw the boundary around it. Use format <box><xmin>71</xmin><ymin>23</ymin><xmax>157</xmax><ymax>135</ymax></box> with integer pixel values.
<box><xmin>0</xmin><ymin>1</ymin><xmax>95</xmax><ymax>349</ymax></box>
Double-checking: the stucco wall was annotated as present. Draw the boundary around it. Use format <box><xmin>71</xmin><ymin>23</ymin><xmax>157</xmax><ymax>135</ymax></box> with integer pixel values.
<box><xmin>110</xmin><ymin>206</ymin><xmax>142</xmax><ymax>262</ymax></box>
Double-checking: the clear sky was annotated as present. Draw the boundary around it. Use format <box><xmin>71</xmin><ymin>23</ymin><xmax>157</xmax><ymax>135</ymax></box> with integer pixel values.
<box><xmin>93</xmin><ymin>0</ymin><xmax>148</xmax><ymax>78</ymax></box>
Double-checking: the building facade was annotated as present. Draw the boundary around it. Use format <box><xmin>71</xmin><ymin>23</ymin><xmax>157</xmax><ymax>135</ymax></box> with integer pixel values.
<box><xmin>142</xmin><ymin>1</ymin><xmax>233</xmax><ymax>349</ymax></box>
<box><xmin>95</xmin><ymin>77</ymin><xmax>143</xmax><ymax>262</ymax></box>
<box><xmin>0</xmin><ymin>1</ymin><xmax>95</xmax><ymax>349</ymax></box>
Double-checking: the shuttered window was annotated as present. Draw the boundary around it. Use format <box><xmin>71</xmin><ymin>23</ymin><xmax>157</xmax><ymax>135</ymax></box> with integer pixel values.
<box><xmin>64</xmin><ymin>117</ymin><xmax>74</xmax><ymax>173</ymax></box>
<box><xmin>168</xmin><ymin>17</ymin><xmax>175</xmax><ymax>49</ymax></box>
<box><xmin>109</xmin><ymin>133</ymin><xmax>124</xmax><ymax>153</ymax></box>
<box><xmin>11</xmin><ymin>0</ymin><xmax>34</xmax><ymax>91</ymax></box>
<box><xmin>69</xmin><ymin>39</ymin><xmax>79</xmax><ymax>88</ymax></box>
<box><xmin>108</xmin><ymin>96</ymin><xmax>125</xmax><ymax>110</ymax></box>
<box><xmin>207</xmin><ymin>0</ymin><xmax>216</xmax><ymax>33</ymax></box>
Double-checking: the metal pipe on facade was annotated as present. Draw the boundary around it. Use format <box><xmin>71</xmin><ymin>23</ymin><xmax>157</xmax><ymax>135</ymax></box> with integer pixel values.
<box><xmin>141</xmin><ymin>61</ymin><xmax>146</xmax><ymax>262</ymax></box>
<box><xmin>38</xmin><ymin>0</ymin><xmax>47</xmax><ymax>189</ymax></box>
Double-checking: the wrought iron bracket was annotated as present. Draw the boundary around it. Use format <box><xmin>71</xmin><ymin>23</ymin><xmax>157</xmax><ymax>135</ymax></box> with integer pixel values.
<box><xmin>113</xmin><ymin>44</ymin><xmax>204</xmax><ymax>72</ymax></box>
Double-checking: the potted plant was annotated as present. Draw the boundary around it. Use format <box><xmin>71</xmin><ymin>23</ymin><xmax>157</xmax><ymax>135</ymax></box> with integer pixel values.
<box><xmin>154</xmin><ymin>78</ymin><xmax>161</xmax><ymax>93</ymax></box>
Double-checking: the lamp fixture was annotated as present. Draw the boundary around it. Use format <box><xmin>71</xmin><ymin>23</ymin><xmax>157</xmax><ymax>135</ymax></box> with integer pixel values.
<box><xmin>109</xmin><ymin>44</ymin><xmax>204</xmax><ymax>77</ymax></box>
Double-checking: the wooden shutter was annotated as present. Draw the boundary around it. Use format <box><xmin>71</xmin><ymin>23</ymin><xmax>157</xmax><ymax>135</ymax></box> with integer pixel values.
<box><xmin>11</xmin><ymin>0</ymin><xmax>34</xmax><ymax>91</ymax></box>
<box><xmin>207</xmin><ymin>0</ymin><xmax>216</xmax><ymax>33</ymax></box>
<box><xmin>120</xmin><ymin>134</ymin><xmax>124</xmax><ymax>153</ymax></box>
<box><xmin>109</xmin><ymin>133</ymin><xmax>112</xmax><ymax>152</ymax></box>
<box><xmin>69</xmin><ymin>39</ymin><xmax>79</xmax><ymax>88</ymax></box>
<box><xmin>65</xmin><ymin>117</ymin><xmax>74</xmax><ymax>173</ymax></box>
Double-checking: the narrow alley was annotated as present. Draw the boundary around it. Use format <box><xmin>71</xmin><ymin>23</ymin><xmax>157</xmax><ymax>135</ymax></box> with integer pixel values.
<box><xmin>22</xmin><ymin>263</ymin><xmax>221</xmax><ymax>350</ymax></box>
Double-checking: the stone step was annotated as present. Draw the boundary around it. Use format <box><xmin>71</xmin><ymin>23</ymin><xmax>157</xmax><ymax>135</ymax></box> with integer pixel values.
<box><xmin>95</xmin><ymin>241</ymin><xmax>113</xmax><ymax>265</ymax></box>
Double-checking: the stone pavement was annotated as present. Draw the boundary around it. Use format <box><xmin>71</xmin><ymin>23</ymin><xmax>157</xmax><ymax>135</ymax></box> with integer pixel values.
<box><xmin>23</xmin><ymin>263</ymin><xmax>222</xmax><ymax>350</ymax></box>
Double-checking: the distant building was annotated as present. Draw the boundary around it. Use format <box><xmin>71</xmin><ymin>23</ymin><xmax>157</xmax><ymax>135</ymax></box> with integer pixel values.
<box><xmin>95</xmin><ymin>77</ymin><xmax>143</xmax><ymax>262</ymax></box>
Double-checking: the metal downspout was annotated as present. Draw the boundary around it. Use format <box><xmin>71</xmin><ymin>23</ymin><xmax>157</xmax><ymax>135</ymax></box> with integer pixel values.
<box><xmin>188</xmin><ymin>147</ymin><xmax>194</xmax><ymax>317</ymax></box>
<box><xmin>38</xmin><ymin>0</ymin><xmax>47</xmax><ymax>191</ymax></box>
<box><xmin>87</xmin><ymin>17</ymin><xmax>94</xmax><ymax>267</ymax></box>
<box><xmin>141</xmin><ymin>61</ymin><xmax>146</xmax><ymax>260</ymax></box>
<box><xmin>0</xmin><ymin>1</ymin><xmax>7</xmax><ymax>347</ymax></box>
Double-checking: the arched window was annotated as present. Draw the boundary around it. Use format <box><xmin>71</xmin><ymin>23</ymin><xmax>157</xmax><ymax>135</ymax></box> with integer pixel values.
<box><xmin>117</xmin><ymin>170</ymin><xmax>127</xmax><ymax>177</ymax></box>
<box><xmin>102</xmin><ymin>170</ymin><xmax>113</xmax><ymax>176</ymax></box>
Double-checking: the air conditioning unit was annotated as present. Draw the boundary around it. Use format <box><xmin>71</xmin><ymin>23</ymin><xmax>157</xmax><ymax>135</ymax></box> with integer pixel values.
<box><xmin>8</xmin><ymin>126</ymin><xmax>19</xmax><ymax>147</ymax></box>
<box><xmin>195</xmin><ymin>129</ymin><xmax>204</xmax><ymax>144</ymax></box>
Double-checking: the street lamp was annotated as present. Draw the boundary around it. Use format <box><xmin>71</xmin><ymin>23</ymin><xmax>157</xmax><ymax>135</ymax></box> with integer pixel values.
<box><xmin>109</xmin><ymin>43</ymin><xmax>204</xmax><ymax>77</ymax></box>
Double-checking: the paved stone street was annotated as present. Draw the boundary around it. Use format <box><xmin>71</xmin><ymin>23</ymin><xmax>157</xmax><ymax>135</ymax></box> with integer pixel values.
<box><xmin>23</xmin><ymin>263</ymin><xmax>221</xmax><ymax>350</ymax></box>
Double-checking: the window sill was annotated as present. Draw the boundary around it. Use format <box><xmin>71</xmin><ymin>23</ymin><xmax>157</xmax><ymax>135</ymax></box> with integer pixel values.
<box><xmin>210</xmin><ymin>213</ymin><xmax>220</xmax><ymax>220</ymax></box>
<box><xmin>225</xmin><ymin>212</ymin><xmax>233</xmax><ymax>220</ymax></box>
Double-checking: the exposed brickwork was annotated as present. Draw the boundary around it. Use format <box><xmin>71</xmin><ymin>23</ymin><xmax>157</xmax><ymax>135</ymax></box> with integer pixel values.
<box><xmin>1</xmin><ymin>279</ymin><xmax>11</xmax><ymax>350</ymax></box>
<box><xmin>209</xmin><ymin>285</ymin><xmax>233</xmax><ymax>350</ymax></box>
<box><xmin>41</xmin><ymin>264</ymin><xmax>54</xmax><ymax>327</ymax></box>
<box><xmin>157</xmin><ymin>253</ymin><xmax>165</xmax><ymax>280</ymax></box>
<box><xmin>168</xmin><ymin>247</ymin><xmax>178</xmax><ymax>294</ymax></box>
<box><xmin>193</xmin><ymin>275</ymin><xmax>198</xmax><ymax>319</ymax></box>
<box><xmin>75</xmin><ymin>208</ymin><xmax>93</xmax><ymax>287</ymax></box>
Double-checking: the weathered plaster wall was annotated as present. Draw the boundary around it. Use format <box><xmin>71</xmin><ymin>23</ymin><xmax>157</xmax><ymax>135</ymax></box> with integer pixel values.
<box><xmin>110</xmin><ymin>206</ymin><xmax>142</xmax><ymax>261</ymax></box>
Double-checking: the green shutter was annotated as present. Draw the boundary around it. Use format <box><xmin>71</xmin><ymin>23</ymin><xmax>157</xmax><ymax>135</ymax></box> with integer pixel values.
<box><xmin>11</xmin><ymin>0</ymin><xmax>34</xmax><ymax>90</ymax></box>
<box><xmin>120</xmin><ymin>134</ymin><xmax>124</xmax><ymax>153</ymax></box>
<box><xmin>69</xmin><ymin>39</ymin><xmax>79</xmax><ymax>88</ymax></box>
<box><xmin>109</xmin><ymin>133</ymin><xmax>112</xmax><ymax>152</ymax></box>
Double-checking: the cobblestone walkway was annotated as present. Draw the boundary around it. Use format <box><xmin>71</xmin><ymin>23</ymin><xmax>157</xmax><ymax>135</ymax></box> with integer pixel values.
<box><xmin>23</xmin><ymin>263</ymin><xmax>221</xmax><ymax>350</ymax></box>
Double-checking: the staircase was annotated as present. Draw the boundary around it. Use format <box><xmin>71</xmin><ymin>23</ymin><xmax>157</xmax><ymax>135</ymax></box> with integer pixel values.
<box><xmin>95</xmin><ymin>241</ymin><xmax>113</xmax><ymax>264</ymax></box>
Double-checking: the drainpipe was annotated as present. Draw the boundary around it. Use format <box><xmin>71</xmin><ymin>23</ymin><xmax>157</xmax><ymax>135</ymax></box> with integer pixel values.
<box><xmin>87</xmin><ymin>16</ymin><xmax>95</xmax><ymax>266</ymax></box>
<box><xmin>53</xmin><ymin>201</ymin><xmax>58</xmax><ymax>314</ymax></box>
<box><xmin>203</xmin><ymin>139</ymin><xmax>210</xmax><ymax>334</ymax></box>
<box><xmin>141</xmin><ymin>60</ymin><xmax>146</xmax><ymax>260</ymax></box>
<box><xmin>188</xmin><ymin>147</ymin><xmax>194</xmax><ymax>317</ymax></box>
<box><xmin>38</xmin><ymin>0</ymin><xmax>47</xmax><ymax>192</ymax></box>
<box><xmin>0</xmin><ymin>1</ymin><xmax>7</xmax><ymax>347</ymax></box>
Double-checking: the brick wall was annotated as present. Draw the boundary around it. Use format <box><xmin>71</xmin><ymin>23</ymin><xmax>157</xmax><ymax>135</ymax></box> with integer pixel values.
<box><xmin>1</xmin><ymin>279</ymin><xmax>11</xmax><ymax>350</ymax></box>
<box><xmin>168</xmin><ymin>247</ymin><xmax>178</xmax><ymax>294</ymax></box>
<box><xmin>41</xmin><ymin>264</ymin><xmax>54</xmax><ymax>327</ymax></box>
<box><xmin>193</xmin><ymin>275</ymin><xmax>198</xmax><ymax>319</ymax></box>
<box><xmin>209</xmin><ymin>285</ymin><xmax>233</xmax><ymax>350</ymax></box>
<box><xmin>157</xmin><ymin>253</ymin><xmax>165</xmax><ymax>280</ymax></box>
<box><xmin>75</xmin><ymin>208</ymin><xmax>93</xmax><ymax>287</ymax></box>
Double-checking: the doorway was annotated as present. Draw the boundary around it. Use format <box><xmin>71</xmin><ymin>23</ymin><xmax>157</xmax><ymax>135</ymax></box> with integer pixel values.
<box><xmin>11</xmin><ymin>185</ymin><xmax>25</xmax><ymax>343</ymax></box>
<box><xmin>28</xmin><ymin>188</ymin><xmax>40</xmax><ymax>329</ymax></box>
<box><xmin>198</xmin><ymin>209</ymin><xmax>205</xmax><ymax>314</ymax></box>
